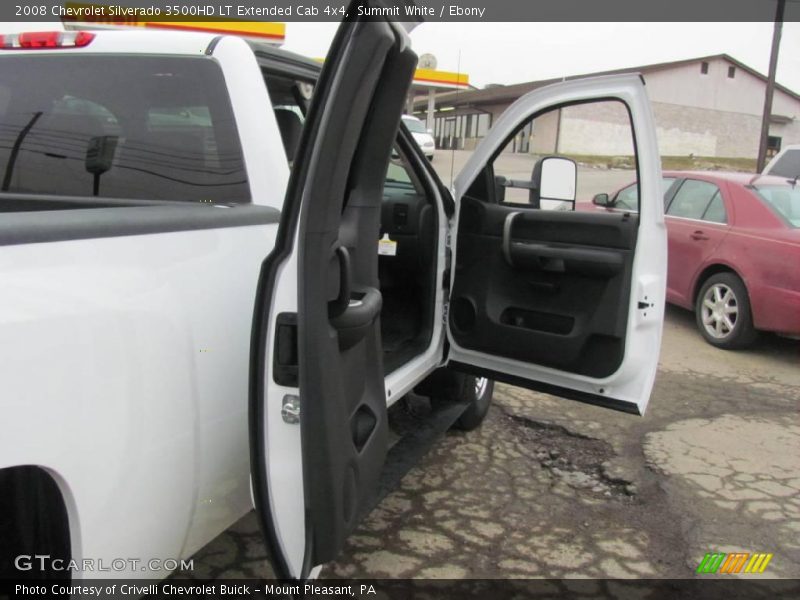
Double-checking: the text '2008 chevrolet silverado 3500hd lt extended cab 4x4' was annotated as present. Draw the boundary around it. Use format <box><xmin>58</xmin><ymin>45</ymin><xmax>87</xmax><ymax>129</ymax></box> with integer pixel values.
<box><xmin>0</xmin><ymin>4</ymin><xmax>667</xmax><ymax>583</ymax></box>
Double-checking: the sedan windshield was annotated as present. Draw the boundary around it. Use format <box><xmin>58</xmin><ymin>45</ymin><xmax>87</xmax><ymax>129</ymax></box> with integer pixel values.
<box><xmin>402</xmin><ymin>118</ymin><xmax>427</xmax><ymax>134</ymax></box>
<box><xmin>752</xmin><ymin>185</ymin><xmax>800</xmax><ymax>228</ymax></box>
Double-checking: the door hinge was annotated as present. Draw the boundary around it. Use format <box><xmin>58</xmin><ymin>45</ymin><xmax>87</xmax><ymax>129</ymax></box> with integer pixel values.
<box><xmin>442</xmin><ymin>300</ymin><xmax>450</xmax><ymax>324</ymax></box>
<box><xmin>281</xmin><ymin>395</ymin><xmax>300</xmax><ymax>424</ymax></box>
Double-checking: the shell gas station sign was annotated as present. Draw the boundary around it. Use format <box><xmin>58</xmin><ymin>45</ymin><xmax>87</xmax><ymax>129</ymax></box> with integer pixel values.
<box><xmin>412</xmin><ymin>67</ymin><xmax>469</xmax><ymax>90</ymax></box>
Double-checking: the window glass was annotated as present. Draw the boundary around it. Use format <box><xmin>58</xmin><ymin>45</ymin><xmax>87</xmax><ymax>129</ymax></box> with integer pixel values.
<box><xmin>385</xmin><ymin>160</ymin><xmax>413</xmax><ymax>187</ymax></box>
<box><xmin>384</xmin><ymin>146</ymin><xmax>421</xmax><ymax>195</ymax></box>
<box><xmin>53</xmin><ymin>96</ymin><xmax>120</xmax><ymax>130</ymax></box>
<box><xmin>610</xmin><ymin>177</ymin><xmax>675</xmax><ymax>212</ymax></box>
<box><xmin>263</xmin><ymin>74</ymin><xmax>313</xmax><ymax>168</ymax></box>
<box><xmin>765</xmin><ymin>149</ymin><xmax>800</xmax><ymax>179</ymax></box>
<box><xmin>483</xmin><ymin>100</ymin><xmax>637</xmax><ymax>211</ymax></box>
<box><xmin>402</xmin><ymin>117</ymin><xmax>427</xmax><ymax>134</ymax></box>
<box><xmin>660</xmin><ymin>178</ymin><xmax>677</xmax><ymax>201</ymax></box>
<box><xmin>0</xmin><ymin>55</ymin><xmax>249</xmax><ymax>204</ymax></box>
<box><xmin>767</xmin><ymin>136</ymin><xmax>781</xmax><ymax>157</ymax></box>
<box><xmin>752</xmin><ymin>185</ymin><xmax>800</xmax><ymax>228</ymax></box>
<box><xmin>614</xmin><ymin>183</ymin><xmax>639</xmax><ymax>211</ymax></box>
<box><xmin>667</xmin><ymin>179</ymin><xmax>720</xmax><ymax>219</ymax></box>
<box><xmin>701</xmin><ymin>192</ymin><xmax>727</xmax><ymax>223</ymax></box>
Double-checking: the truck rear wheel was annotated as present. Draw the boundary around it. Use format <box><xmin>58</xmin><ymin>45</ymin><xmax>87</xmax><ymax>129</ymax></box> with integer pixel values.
<box><xmin>0</xmin><ymin>467</ymin><xmax>70</xmax><ymax>580</ymax></box>
<box><xmin>454</xmin><ymin>375</ymin><xmax>494</xmax><ymax>430</ymax></box>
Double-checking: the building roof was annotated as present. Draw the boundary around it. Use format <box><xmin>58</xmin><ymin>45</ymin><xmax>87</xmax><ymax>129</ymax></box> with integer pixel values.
<box><xmin>416</xmin><ymin>54</ymin><xmax>800</xmax><ymax>111</ymax></box>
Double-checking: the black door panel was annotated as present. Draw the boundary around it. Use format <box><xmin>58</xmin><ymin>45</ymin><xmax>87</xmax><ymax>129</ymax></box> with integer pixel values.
<box><xmin>450</xmin><ymin>197</ymin><xmax>637</xmax><ymax>378</ymax></box>
<box><xmin>252</xmin><ymin>9</ymin><xmax>419</xmax><ymax>577</ymax></box>
<box><xmin>296</xmin><ymin>18</ymin><xmax>416</xmax><ymax>567</ymax></box>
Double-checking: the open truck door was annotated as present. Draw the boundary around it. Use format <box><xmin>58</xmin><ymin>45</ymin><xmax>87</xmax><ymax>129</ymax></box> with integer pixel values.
<box><xmin>446</xmin><ymin>75</ymin><xmax>667</xmax><ymax>416</ymax></box>
<box><xmin>250</xmin><ymin>6</ymin><xmax>667</xmax><ymax>580</ymax></box>
<box><xmin>250</xmin><ymin>3</ymin><xmax>419</xmax><ymax>580</ymax></box>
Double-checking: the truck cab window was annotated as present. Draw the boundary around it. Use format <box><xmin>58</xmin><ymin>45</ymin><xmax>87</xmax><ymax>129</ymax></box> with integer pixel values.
<box><xmin>263</xmin><ymin>74</ymin><xmax>313</xmax><ymax>166</ymax></box>
<box><xmin>470</xmin><ymin>100</ymin><xmax>638</xmax><ymax>212</ymax></box>
<box><xmin>0</xmin><ymin>55</ymin><xmax>249</xmax><ymax>205</ymax></box>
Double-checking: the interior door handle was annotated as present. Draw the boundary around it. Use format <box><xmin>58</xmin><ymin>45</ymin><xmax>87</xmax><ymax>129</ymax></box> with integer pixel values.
<box><xmin>502</xmin><ymin>211</ymin><xmax>622</xmax><ymax>276</ymax></box>
<box><xmin>327</xmin><ymin>246</ymin><xmax>382</xmax><ymax>348</ymax></box>
<box><xmin>691</xmin><ymin>230</ymin><xmax>710</xmax><ymax>241</ymax></box>
<box><xmin>328</xmin><ymin>245</ymin><xmax>352</xmax><ymax>319</ymax></box>
<box><xmin>330</xmin><ymin>287</ymin><xmax>382</xmax><ymax>331</ymax></box>
<box><xmin>502</xmin><ymin>211</ymin><xmax>523</xmax><ymax>265</ymax></box>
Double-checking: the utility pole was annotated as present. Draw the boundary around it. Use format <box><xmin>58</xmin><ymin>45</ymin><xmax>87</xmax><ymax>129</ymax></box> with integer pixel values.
<box><xmin>756</xmin><ymin>0</ymin><xmax>785</xmax><ymax>173</ymax></box>
<box><xmin>2</xmin><ymin>111</ymin><xmax>42</xmax><ymax>192</ymax></box>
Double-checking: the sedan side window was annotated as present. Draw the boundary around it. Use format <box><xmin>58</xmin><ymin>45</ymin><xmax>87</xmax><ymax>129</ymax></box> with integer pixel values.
<box><xmin>667</xmin><ymin>179</ymin><xmax>720</xmax><ymax>220</ymax></box>
<box><xmin>608</xmin><ymin>177</ymin><xmax>676</xmax><ymax>213</ymax></box>
<box><xmin>614</xmin><ymin>183</ymin><xmax>639</xmax><ymax>211</ymax></box>
<box><xmin>701</xmin><ymin>193</ymin><xmax>727</xmax><ymax>224</ymax></box>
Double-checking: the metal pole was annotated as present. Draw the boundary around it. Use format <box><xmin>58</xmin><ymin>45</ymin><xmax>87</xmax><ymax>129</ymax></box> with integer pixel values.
<box><xmin>426</xmin><ymin>89</ymin><xmax>436</xmax><ymax>131</ymax></box>
<box><xmin>756</xmin><ymin>0</ymin><xmax>785</xmax><ymax>173</ymax></box>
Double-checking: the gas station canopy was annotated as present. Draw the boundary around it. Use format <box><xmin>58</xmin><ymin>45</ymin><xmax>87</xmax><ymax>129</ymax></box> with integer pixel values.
<box><xmin>412</xmin><ymin>68</ymin><xmax>469</xmax><ymax>90</ymax></box>
<box><xmin>410</xmin><ymin>69</ymin><xmax>470</xmax><ymax>131</ymax></box>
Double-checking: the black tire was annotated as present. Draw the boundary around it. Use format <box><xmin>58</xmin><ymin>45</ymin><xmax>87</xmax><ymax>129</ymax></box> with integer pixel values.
<box><xmin>430</xmin><ymin>370</ymin><xmax>494</xmax><ymax>431</ymax></box>
<box><xmin>695</xmin><ymin>272</ymin><xmax>758</xmax><ymax>349</ymax></box>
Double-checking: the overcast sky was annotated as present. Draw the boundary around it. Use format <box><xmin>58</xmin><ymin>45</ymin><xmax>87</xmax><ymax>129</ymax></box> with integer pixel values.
<box><xmin>283</xmin><ymin>22</ymin><xmax>800</xmax><ymax>94</ymax></box>
<box><xmin>3</xmin><ymin>19</ymin><xmax>798</xmax><ymax>93</ymax></box>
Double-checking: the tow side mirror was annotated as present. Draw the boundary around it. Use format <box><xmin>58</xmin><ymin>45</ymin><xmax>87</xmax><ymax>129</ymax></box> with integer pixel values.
<box><xmin>529</xmin><ymin>156</ymin><xmax>577</xmax><ymax>209</ymax></box>
<box><xmin>535</xmin><ymin>156</ymin><xmax>577</xmax><ymax>202</ymax></box>
<box><xmin>592</xmin><ymin>193</ymin><xmax>611</xmax><ymax>207</ymax></box>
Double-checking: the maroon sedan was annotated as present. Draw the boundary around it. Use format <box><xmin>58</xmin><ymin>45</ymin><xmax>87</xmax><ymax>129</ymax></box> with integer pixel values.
<box><xmin>592</xmin><ymin>171</ymin><xmax>800</xmax><ymax>349</ymax></box>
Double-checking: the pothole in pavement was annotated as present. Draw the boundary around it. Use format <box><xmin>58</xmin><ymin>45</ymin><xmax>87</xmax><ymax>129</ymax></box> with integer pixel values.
<box><xmin>501</xmin><ymin>411</ymin><xmax>637</xmax><ymax>500</ymax></box>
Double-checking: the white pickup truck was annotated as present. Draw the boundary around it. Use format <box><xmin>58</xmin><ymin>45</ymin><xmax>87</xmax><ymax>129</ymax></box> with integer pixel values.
<box><xmin>0</xmin><ymin>9</ymin><xmax>667</xmax><ymax>583</ymax></box>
